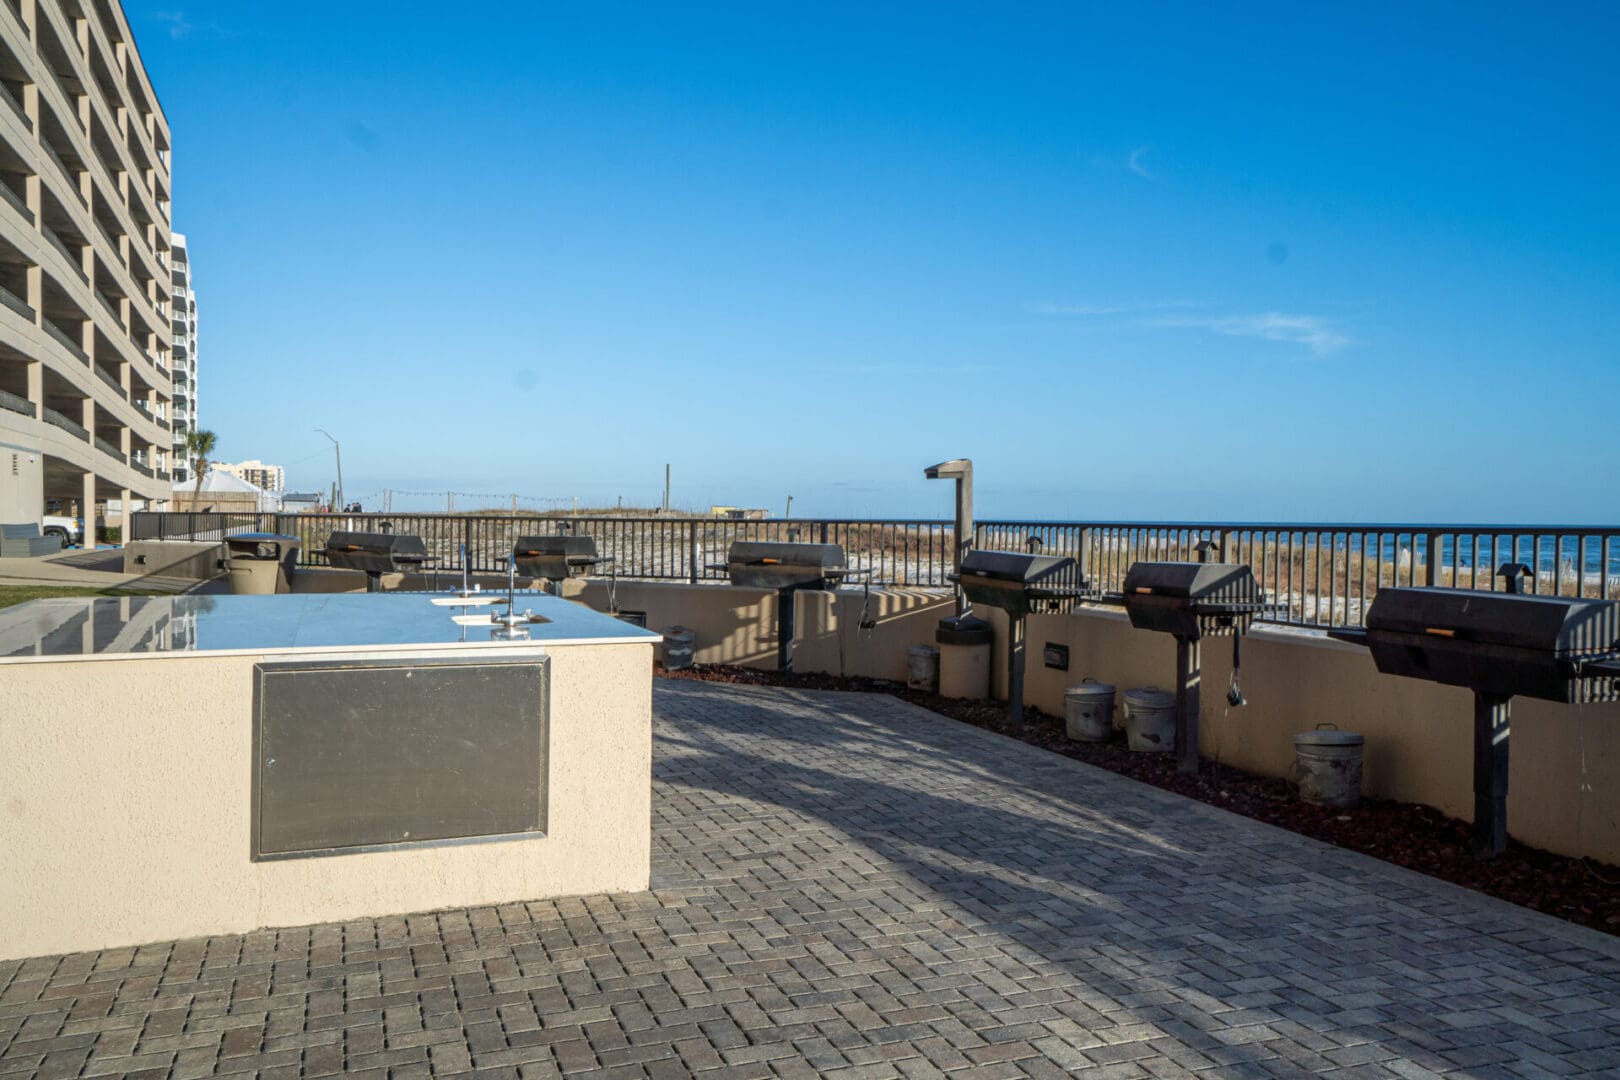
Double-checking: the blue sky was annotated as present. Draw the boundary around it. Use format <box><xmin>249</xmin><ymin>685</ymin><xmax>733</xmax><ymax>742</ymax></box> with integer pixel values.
<box><xmin>130</xmin><ymin>2</ymin><xmax>1620</xmax><ymax>521</ymax></box>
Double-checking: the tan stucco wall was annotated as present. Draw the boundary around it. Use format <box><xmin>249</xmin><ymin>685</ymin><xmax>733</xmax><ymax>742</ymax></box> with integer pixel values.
<box><xmin>0</xmin><ymin>640</ymin><xmax>653</xmax><ymax>961</ymax></box>
<box><xmin>576</xmin><ymin>580</ymin><xmax>782</xmax><ymax>668</ymax></box>
<box><xmin>791</xmin><ymin>588</ymin><xmax>956</xmax><ymax>681</ymax></box>
<box><xmin>1015</xmin><ymin>606</ymin><xmax>1620</xmax><ymax>864</ymax></box>
<box><xmin>562</xmin><ymin>582</ymin><xmax>1620</xmax><ymax>864</ymax></box>
<box><xmin>123</xmin><ymin>539</ymin><xmax>225</xmax><ymax>580</ymax></box>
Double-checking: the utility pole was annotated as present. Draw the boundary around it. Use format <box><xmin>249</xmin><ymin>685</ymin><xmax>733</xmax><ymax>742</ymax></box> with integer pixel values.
<box><xmin>785</xmin><ymin>495</ymin><xmax>793</xmax><ymax>519</ymax></box>
<box><xmin>511</xmin><ymin>493</ymin><xmax>517</xmax><ymax>515</ymax></box>
<box><xmin>447</xmin><ymin>491</ymin><xmax>454</xmax><ymax>513</ymax></box>
<box><xmin>663</xmin><ymin>464</ymin><xmax>670</xmax><ymax>513</ymax></box>
<box><xmin>315</xmin><ymin>429</ymin><xmax>343</xmax><ymax>511</ymax></box>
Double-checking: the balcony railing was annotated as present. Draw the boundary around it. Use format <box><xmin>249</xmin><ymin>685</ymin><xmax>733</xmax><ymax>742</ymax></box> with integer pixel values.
<box><xmin>0</xmin><ymin>81</ymin><xmax>32</xmax><ymax>133</ymax></box>
<box><xmin>0</xmin><ymin>387</ymin><xmax>35</xmax><ymax>418</ymax></box>
<box><xmin>0</xmin><ymin>180</ymin><xmax>33</xmax><ymax>223</ymax></box>
<box><xmin>94</xmin><ymin>218</ymin><xmax>124</xmax><ymax>265</ymax></box>
<box><xmin>95</xmin><ymin>289</ymin><xmax>121</xmax><ymax>323</ymax></box>
<box><xmin>0</xmin><ymin>282</ymin><xmax>35</xmax><ymax>321</ymax></box>
<box><xmin>131</xmin><ymin>459</ymin><xmax>153</xmax><ymax>478</ymax></box>
<box><xmin>40</xmin><ymin>139</ymin><xmax>82</xmax><ymax>198</ymax></box>
<box><xmin>93</xmin><ymin>364</ymin><xmax>126</xmax><ymax>400</ymax></box>
<box><xmin>156</xmin><ymin>469</ymin><xmax>170</xmax><ymax>482</ymax></box>
<box><xmin>94</xmin><ymin>434</ymin><xmax>125</xmax><ymax>463</ymax></box>
<box><xmin>42</xmin><ymin>406</ymin><xmax>88</xmax><ymax>440</ymax></box>
<box><xmin>41</xmin><ymin>224</ymin><xmax>87</xmax><ymax>281</ymax></box>
<box><xmin>43</xmin><ymin>319</ymin><xmax>89</xmax><ymax>364</ymax></box>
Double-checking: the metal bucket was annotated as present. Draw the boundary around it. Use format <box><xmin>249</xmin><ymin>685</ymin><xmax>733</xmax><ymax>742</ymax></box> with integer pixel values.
<box><xmin>1123</xmin><ymin>688</ymin><xmax>1176</xmax><ymax>753</ymax></box>
<box><xmin>1294</xmin><ymin>726</ymin><xmax>1364</xmax><ymax>808</ymax></box>
<box><xmin>661</xmin><ymin>626</ymin><xmax>696</xmax><ymax>670</ymax></box>
<box><xmin>1064</xmin><ymin>679</ymin><xmax>1116</xmax><ymax>742</ymax></box>
<box><xmin>906</xmin><ymin>644</ymin><xmax>940</xmax><ymax>691</ymax></box>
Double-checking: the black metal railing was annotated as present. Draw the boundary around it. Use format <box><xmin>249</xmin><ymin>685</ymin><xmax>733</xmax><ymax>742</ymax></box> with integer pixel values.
<box><xmin>127</xmin><ymin>513</ymin><xmax>1620</xmax><ymax>627</ymax></box>
<box><xmin>980</xmin><ymin>521</ymin><xmax>1620</xmax><ymax>624</ymax></box>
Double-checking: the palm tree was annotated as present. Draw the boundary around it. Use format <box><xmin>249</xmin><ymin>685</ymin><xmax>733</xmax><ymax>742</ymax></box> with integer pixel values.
<box><xmin>185</xmin><ymin>429</ymin><xmax>217</xmax><ymax>510</ymax></box>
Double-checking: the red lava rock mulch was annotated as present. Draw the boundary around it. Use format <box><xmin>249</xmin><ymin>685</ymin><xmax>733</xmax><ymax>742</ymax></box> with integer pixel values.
<box><xmin>658</xmin><ymin>663</ymin><xmax>1620</xmax><ymax>938</ymax></box>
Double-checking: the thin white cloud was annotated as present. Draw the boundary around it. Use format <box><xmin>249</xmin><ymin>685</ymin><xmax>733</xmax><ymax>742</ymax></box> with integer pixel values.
<box><xmin>1146</xmin><ymin>312</ymin><xmax>1350</xmax><ymax>355</ymax></box>
<box><xmin>1127</xmin><ymin>146</ymin><xmax>1154</xmax><ymax>180</ymax></box>
<box><xmin>152</xmin><ymin>10</ymin><xmax>192</xmax><ymax>38</ymax></box>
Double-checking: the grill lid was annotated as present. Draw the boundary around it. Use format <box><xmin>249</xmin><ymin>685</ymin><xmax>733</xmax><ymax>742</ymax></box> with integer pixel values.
<box><xmin>1122</xmin><ymin>561</ymin><xmax>1259</xmax><ymax>602</ymax></box>
<box><xmin>957</xmin><ymin>550</ymin><xmax>1076</xmax><ymax>585</ymax></box>
<box><xmin>324</xmin><ymin>530</ymin><xmax>428</xmax><ymax>560</ymax></box>
<box><xmin>1365</xmin><ymin>588</ymin><xmax>1620</xmax><ymax>655</ymax></box>
<box><xmin>513</xmin><ymin>535</ymin><xmax>601</xmax><ymax>560</ymax></box>
<box><xmin>727</xmin><ymin>541</ymin><xmax>846</xmax><ymax>569</ymax></box>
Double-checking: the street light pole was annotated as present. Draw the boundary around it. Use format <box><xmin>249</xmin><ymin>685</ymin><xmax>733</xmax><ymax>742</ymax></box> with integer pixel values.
<box><xmin>315</xmin><ymin>428</ymin><xmax>344</xmax><ymax>511</ymax></box>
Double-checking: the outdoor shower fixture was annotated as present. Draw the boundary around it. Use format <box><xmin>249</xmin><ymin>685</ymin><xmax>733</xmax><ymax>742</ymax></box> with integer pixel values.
<box><xmin>925</xmin><ymin>458</ymin><xmax>991</xmax><ymax>645</ymax></box>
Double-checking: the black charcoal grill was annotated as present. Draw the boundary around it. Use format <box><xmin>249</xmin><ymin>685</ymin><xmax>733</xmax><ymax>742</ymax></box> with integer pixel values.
<box><xmin>710</xmin><ymin>541</ymin><xmax>868</xmax><ymax>671</ymax></box>
<box><xmin>512</xmin><ymin>535</ymin><xmax>613</xmax><ymax>583</ymax></box>
<box><xmin>324</xmin><ymin>530</ymin><xmax>429</xmax><ymax>592</ymax></box>
<box><xmin>950</xmin><ymin>549</ymin><xmax>1089</xmax><ymax>728</ymax></box>
<box><xmin>1330</xmin><ymin>564</ymin><xmax>1620</xmax><ymax>857</ymax></box>
<box><xmin>1118</xmin><ymin>549</ymin><xmax>1267</xmax><ymax>774</ymax></box>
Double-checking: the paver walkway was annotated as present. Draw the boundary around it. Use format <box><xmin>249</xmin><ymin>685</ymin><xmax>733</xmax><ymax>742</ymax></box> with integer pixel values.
<box><xmin>3</xmin><ymin>683</ymin><xmax>1619</xmax><ymax>1079</ymax></box>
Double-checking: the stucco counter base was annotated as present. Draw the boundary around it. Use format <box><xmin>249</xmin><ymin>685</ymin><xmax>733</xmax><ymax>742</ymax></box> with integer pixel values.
<box><xmin>0</xmin><ymin>594</ymin><xmax>658</xmax><ymax>961</ymax></box>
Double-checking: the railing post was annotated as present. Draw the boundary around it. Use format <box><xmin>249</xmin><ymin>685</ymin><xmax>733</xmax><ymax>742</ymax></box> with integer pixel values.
<box><xmin>688</xmin><ymin>521</ymin><xmax>699</xmax><ymax>583</ymax></box>
<box><xmin>1077</xmin><ymin>527</ymin><xmax>1091</xmax><ymax>583</ymax></box>
<box><xmin>1220</xmin><ymin>530</ymin><xmax>1237</xmax><ymax>564</ymax></box>
<box><xmin>819</xmin><ymin>521</ymin><xmax>829</xmax><ymax>545</ymax></box>
<box><xmin>463</xmin><ymin>518</ymin><xmax>472</xmax><ymax>573</ymax></box>
<box><xmin>1425</xmin><ymin>533</ymin><xmax>1443</xmax><ymax>587</ymax></box>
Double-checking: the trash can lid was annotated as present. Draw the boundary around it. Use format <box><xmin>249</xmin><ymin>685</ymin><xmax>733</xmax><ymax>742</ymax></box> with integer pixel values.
<box><xmin>1294</xmin><ymin>730</ymin><xmax>1364</xmax><ymax>747</ymax></box>
<box><xmin>1065</xmin><ymin>681</ymin><xmax>1116</xmax><ymax>699</ymax></box>
<box><xmin>1123</xmin><ymin>687</ymin><xmax>1174</xmax><ymax>707</ymax></box>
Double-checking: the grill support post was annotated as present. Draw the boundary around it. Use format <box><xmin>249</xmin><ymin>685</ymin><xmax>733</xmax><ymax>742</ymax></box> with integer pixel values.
<box><xmin>1473</xmin><ymin>691</ymin><xmax>1511</xmax><ymax>858</ymax></box>
<box><xmin>1175</xmin><ymin>636</ymin><xmax>1201</xmax><ymax>775</ymax></box>
<box><xmin>1006</xmin><ymin>614</ymin><xmax>1026</xmax><ymax>731</ymax></box>
<box><xmin>777</xmin><ymin>589</ymin><xmax>795</xmax><ymax>673</ymax></box>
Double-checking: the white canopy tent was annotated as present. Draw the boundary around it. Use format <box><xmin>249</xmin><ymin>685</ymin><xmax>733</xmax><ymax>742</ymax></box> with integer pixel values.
<box><xmin>171</xmin><ymin>469</ymin><xmax>283</xmax><ymax>512</ymax></box>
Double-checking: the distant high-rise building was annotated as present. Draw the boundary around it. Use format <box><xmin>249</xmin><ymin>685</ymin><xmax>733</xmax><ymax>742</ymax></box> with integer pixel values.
<box><xmin>0</xmin><ymin>0</ymin><xmax>176</xmax><ymax>541</ymax></box>
<box><xmin>169</xmin><ymin>232</ymin><xmax>197</xmax><ymax>481</ymax></box>
<box><xmin>215</xmin><ymin>458</ymin><xmax>284</xmax><ymax>494</ymax></box>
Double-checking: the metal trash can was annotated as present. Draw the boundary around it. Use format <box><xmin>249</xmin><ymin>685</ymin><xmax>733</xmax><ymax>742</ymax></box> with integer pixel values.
<box><xmin>907</xmin><ymin>645</ymin><xmax>941</xmax><ymax>691</ymax></box>
<box><xmin>1123</xmin><ymin>687</ymin><xmax>1176</xmax><ymax>752</ymax></box>
<box><xmin>1064</xmin><ymin>679</ymin><xmax>1116</xmax><ymax>742</ymax></box>
<box><xmin>1294</xmin><ymin>725</ymin><xmax>1365</xmax><ymax>808</ymax></box>
<box><xmin>224</xmin><ymin>533</ymin><xmax>300</xmax><ymax>595</ymax></box>
<box><xmin>661</xmin><ymin>626</ymin><xmax>696</xmax><ymax>669</ymax></box>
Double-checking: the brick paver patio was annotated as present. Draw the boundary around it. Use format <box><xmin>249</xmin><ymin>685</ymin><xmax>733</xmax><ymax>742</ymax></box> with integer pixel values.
<box><xmin>4</xmin><ymin>682</ymin><xmax>1619</xmax><ymax>1078</ymax></box>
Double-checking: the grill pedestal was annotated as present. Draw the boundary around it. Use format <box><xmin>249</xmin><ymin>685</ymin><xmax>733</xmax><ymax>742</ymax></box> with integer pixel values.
<box><xmin>1328</xmin><ymin>567</ymin><xmax>1620</xmax><ymax>859</ymax></box>
<box><xmin>950</xmin><ymin>550</ymin><xmax>1087</xmax><ymax>730</ymax></box>
<box><xmin>1474</xmin><ymin>693</ymin><xmax>1511</xmax><ymax>857</ymax></box>
<box><xmin>1176</xmin><ymin>637</ymin><xmax>1201</xmax><ymax>776</ymax></box>
<box><xmin>1118</xmin><ymin>557</ymin><xmax>1265</xmax><ymax>775</ymax></box>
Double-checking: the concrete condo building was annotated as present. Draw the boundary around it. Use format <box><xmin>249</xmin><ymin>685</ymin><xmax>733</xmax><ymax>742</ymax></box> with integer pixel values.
<box><xmin>168</xmin><ymin>229</ymin><xmax>194</xmax><ymax>481</ymax></box>
<box><xmin>215</xmin><ymin>458</ymin><xmax>283</xmax><ymax>494</ymax></box>
<box><xmin>0</xmin><ymin>0</ymin><xmax>174</xmax><ymax>540</ymax></box>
